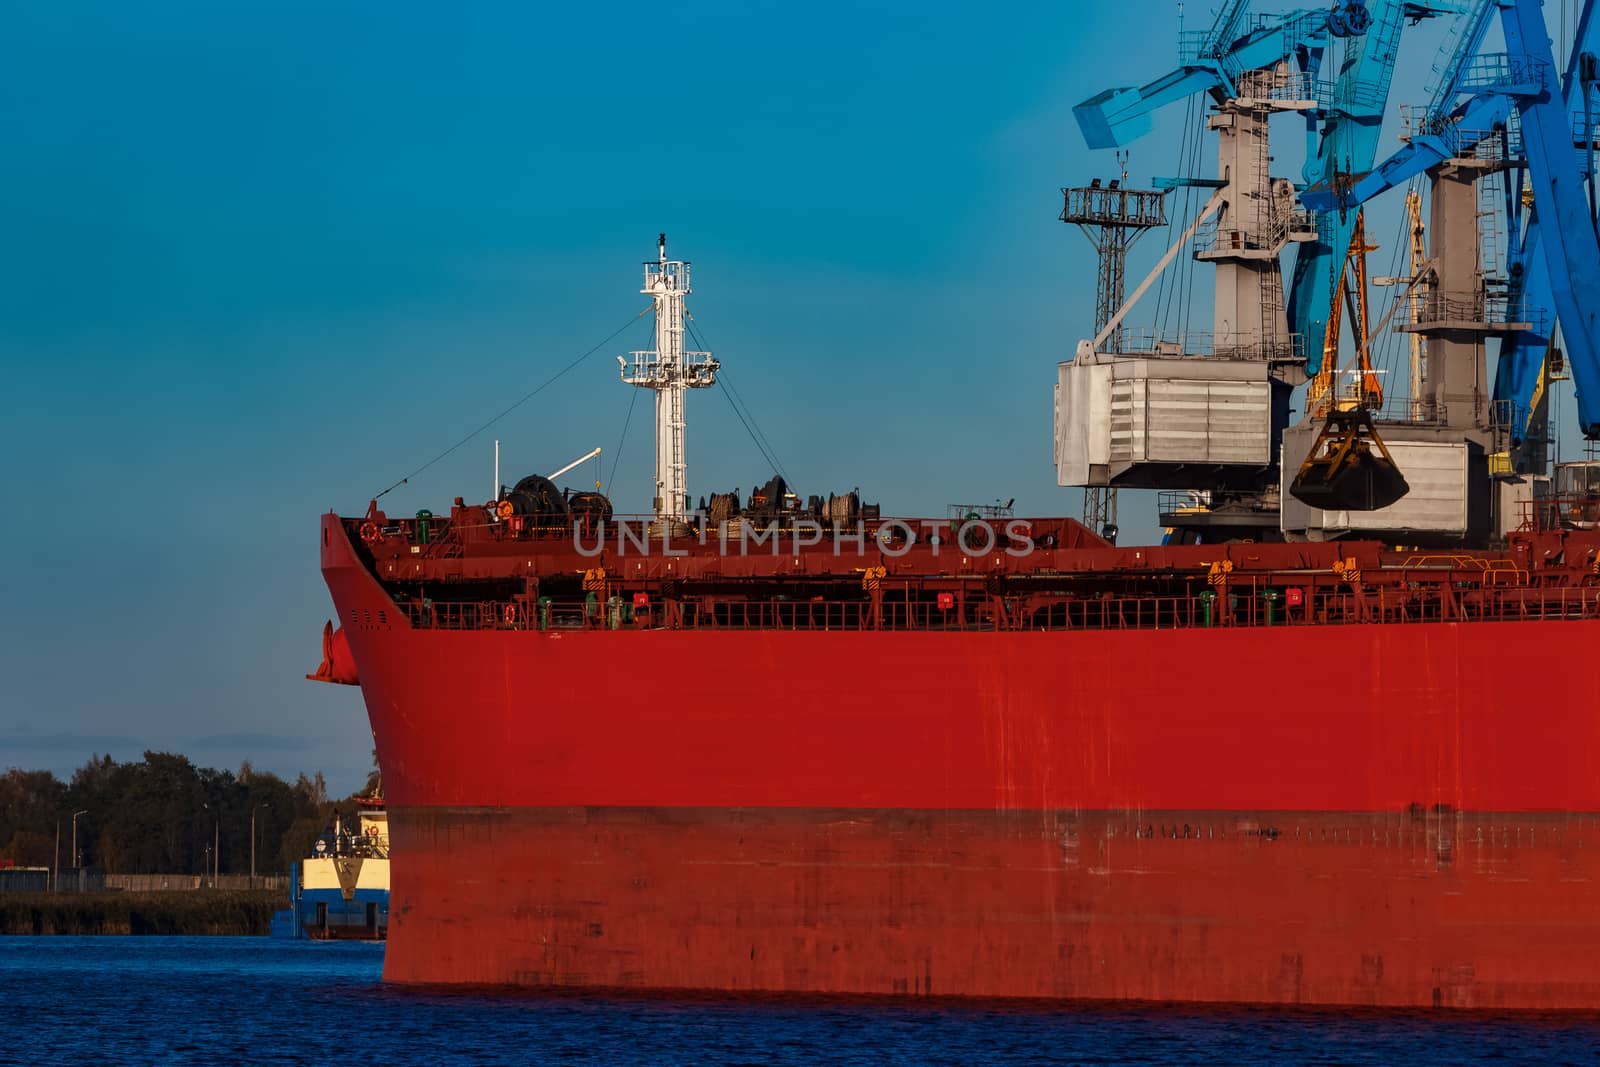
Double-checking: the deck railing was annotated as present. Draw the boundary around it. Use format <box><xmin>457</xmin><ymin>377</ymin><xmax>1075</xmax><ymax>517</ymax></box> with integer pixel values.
<box><xmin>395</xmin><ymin>582</ymin><xmax>1600</xmax><ymax>635</ymax></box>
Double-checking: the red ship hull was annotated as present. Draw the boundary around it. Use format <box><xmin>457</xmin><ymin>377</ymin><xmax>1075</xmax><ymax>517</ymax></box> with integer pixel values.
<box><xmin>386</xmin><ymin>805</ymin><xmax>1600</xmax><ymax>1008</ymax></box>
<box><xmin>322</xmin><ymin>515</ymin><xmax>1600</xmax><ymax>1008</ymax></box>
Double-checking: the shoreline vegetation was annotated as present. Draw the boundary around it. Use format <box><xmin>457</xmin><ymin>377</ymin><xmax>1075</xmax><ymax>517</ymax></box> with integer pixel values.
<box><xmin>4</xmin><ymin>753</ymin><xmax>386</xmax><ymax>936</ymax></box>
<box><xmin>0</xmin><ymin>890</ymin><xmax>282</xmax><ymax>936</ymax></box>
<box><xmin>3</xmin><ymin>751</ymin><xmax>382</xmax><ymax>887</ymax></box>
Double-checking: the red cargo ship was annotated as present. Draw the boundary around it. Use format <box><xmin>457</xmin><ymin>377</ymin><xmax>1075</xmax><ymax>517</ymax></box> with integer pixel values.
<box><xmin>314</xmin><ymin>496</ymin><xmax>1600</xmax><ymax>1010</ymax></box>
<box><xmin>309</xmin><ymin>0</ymin><xmax>1600</xmax><ymax>1003</ymax></box>
<box><xmin>308</xmin><ymin>215</ymin><xmax>1600</xmax><ymax>1007</ymax></box>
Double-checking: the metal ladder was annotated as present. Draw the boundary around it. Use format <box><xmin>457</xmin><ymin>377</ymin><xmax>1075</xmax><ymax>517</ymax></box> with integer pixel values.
<box><xmin>1476</xmin><ymin>158</ymin><xmax>1504</xmax><ymax>284</ymax></box>
<box><xmin>1251</xmin><ymin>109</ymin><xmax>1286</xmax><ymax>353</ymax></box>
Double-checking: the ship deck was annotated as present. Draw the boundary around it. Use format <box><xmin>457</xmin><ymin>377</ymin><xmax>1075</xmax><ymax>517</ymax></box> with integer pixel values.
<box><xmin>333</xmin><ymin>502</ymin><xmax>1600</xmax><ymax>636</ymax></box>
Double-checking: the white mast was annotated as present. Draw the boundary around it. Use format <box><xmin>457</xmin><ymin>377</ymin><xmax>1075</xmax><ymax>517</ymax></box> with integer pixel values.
<box><xmin>618</xmin><ymin>234</ymin><xmax>719</xmax><ymax>520</ymax></box>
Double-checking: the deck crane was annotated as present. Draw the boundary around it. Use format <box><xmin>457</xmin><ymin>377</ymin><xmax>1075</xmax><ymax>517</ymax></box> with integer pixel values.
<box><xmin>1301</xmin><ymin>0</ymin><xmax>1600</xmax><ymax>440</ymax></box>
<box><xmin>1073</xmin><ymin>0</ymin><xmax>1457</xmax><ymax>382</ymax></box>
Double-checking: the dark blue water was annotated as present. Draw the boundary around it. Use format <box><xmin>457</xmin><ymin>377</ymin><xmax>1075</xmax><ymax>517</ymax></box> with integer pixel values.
<box><xmin>6</xmin><ymin>937</ymin><xmax>1600</xmax><ymax>1064</ymax></box>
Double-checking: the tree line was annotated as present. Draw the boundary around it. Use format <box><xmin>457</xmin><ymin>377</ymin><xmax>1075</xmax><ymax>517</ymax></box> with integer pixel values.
<box><xmin>0</xmin><ymin>752</ymin><xmax>379</xmax><ymax>875</ymax></box>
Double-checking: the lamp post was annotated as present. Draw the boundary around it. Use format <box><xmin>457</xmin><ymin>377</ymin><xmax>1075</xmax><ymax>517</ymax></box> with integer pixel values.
<box><xmin>70</xmin><ymin>810</ymin><xmax>88</xmax><ymax>870</ymax></box>
<box><xmin>202</xmin><ymin>802</ymin><xmax>219</xmax><ymax>887</ymax></box>
<box><xmin>251</xmin><ymin>803</ymin><xmax>268</xmax><ymax>889</ymax></box>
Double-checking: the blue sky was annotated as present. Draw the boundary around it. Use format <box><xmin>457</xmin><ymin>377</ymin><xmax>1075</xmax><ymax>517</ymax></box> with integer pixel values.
<box><xmin>0</xmin><ymin>2</ymin><xmax>1575</xmax><ymax>791</ymax></box>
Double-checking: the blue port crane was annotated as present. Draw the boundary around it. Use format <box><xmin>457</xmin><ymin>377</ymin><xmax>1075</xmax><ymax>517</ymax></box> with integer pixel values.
<box><xmin>1493</xmin><ymin>0</ymin><xmax>1600</xmax><ymax>448</ymax></box>
<box><xmin>1302</xmin><ymin>0</ymin><xmax>1600</xmax><ymax>438</ymax></box>
<box><xmin>1073</xmin><ymin>0</ymin><xmax>1457</xmax><ymax>380</ymax></box>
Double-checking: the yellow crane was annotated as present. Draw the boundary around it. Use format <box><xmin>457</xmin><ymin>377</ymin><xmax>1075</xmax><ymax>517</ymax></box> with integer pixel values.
<box><xmin>1308</xmin><ymin>208</ymin><xmax>1383</xmax><ymax>419</ymax></box>
<box><xmin>1291</xmin><ymin>207</ymin><xmax>1410</xmax><ymax>512</ymax></box>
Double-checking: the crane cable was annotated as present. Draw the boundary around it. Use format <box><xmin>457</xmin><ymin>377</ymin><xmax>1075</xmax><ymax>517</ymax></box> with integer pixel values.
<box><xmin>373</xmin><ymin>306</ymin><xmax>653</xmax><ymax>501</ymax></box>
<box><xmin>1155</xmin><ymin>95</ymin><xmax>1202</xmax><ymax>338</ymax></box>
<box><xmin>684</xmin><ymin>316</ymin><xmax>794</xmax><ymax>485</ymax></box>
<box><xmin>1176</xmin><ymin>95</ymin><xmax>1206</xmax><ymax>343</ymax></box>
<box><xmin>718</xmin><ymin>371</ymin><xmax>789</xmax><ymax>486</ymax></box>
<box><xmin>605</xmin><ymin>387</ymin><xmax>638</xmax><ymax>498</ymax></box>
<box><xmin>719</xmin><ymin>368</ymin><xmax>791</xmax><ymax>486</ymax></box>
<box><xmin>1368</xmin><ymin>189</ymin><xmax>1415</xmax><ymax>407</ymax></box>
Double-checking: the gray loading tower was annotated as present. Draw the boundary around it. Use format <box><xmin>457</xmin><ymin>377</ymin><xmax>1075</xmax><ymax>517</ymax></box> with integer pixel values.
<box><xmin>1055</xmin><ymin>70</ymin><xmax>1317</xmax><ymax>543</ymax></box>
<box><xmin>1059</xmin><ymin>178</ymin><xmax>1166</xmax><ymax>540</ymax></box>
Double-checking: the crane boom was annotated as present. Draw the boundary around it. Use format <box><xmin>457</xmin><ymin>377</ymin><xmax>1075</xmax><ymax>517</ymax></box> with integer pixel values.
<box><xmin>1405</xmin><ymin>190</ymin><xmax>1428</xmax><ymax>421</ymax></box>
<box><xmin>1287</xmin><ymin>0</ymin><xmax>1442</xmax><ymax>383</ymax></box>
<box><xmin>548</xmin><ymin>447</ymin><xmax>602</xmax><ymax>482</ymax></box>
<box><xmin>1499</xmin><ymin>0</ymin><xmax>1600</xmax><ymax>437</ymax></box>
<box><xmin>1492</xmin><ymin>0</ymin><xmax>1600</xmax><ymax>446</ymax></box>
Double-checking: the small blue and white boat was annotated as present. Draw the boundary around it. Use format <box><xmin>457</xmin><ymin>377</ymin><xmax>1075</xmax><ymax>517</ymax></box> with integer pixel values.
<box><xmin>271</xmin><ymin>801</ymin><xmax>389</xmax><ymax>940</ymax></box>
